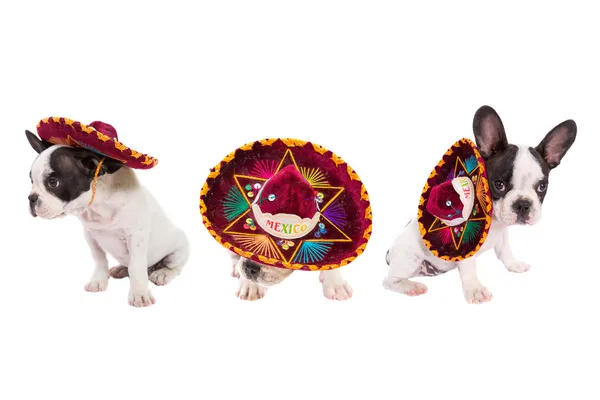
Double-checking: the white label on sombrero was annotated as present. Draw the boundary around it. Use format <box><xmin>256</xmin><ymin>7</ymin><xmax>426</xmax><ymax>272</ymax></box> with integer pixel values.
<box><xmin>252</xmin><ymin>204</ymin><xmax>321</xmax><ymax>239</ymax></box>
<box><xmin>452</xmin><ymin>176</ymin><xmax>475</xmax><ymax>221</ymax></box>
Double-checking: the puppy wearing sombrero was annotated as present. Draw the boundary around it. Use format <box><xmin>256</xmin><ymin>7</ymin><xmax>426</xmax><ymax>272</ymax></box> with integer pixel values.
<box><xmin>201</xmin><ymin>139</ymin><xmax>372</xmax><ymax>301</ymax></box>
<box><xmin>383</xmin><ymin>106</ymin><xmax>576</xmax><ymax>303</ymax></box>
<box><xmin>26</xmin><ymin>117</ymin><xmax>189</xmax><ymax>307</ymax></box>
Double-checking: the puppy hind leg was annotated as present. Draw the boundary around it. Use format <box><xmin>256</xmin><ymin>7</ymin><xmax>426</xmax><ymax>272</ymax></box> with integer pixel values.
<box><xmin>148</xmin><ymin>232</ymin><xmax>189</xmax><ymax>286</ymax></box>
<box><xmin>383</xmin><ymin>252</ymin><xmax>428</xmax><ymax>296</ymax></box>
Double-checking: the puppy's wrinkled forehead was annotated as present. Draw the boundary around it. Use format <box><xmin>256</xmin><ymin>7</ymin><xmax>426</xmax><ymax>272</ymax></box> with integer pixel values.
<box><xmin>31</xmin><ymin>146</ymin><xmax>80</xmax><ymax>179</ymax></box>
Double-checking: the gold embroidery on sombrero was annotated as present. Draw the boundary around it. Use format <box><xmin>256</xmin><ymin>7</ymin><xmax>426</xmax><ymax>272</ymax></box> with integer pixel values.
<box><xmin>52</xmin><ymin>117</ymin><xmax>60</xmax><ymax>123</ymax></box>
<box><xmin>64</xmin><ymin>118</ymin><xmax>75</xmax><ymax>127</ymax></box>
<box><xmin>233</xmin><ymin>234</ymin><xmax>280</xmax><ymax>259</ymax></box>
<box><xmin>199</xmin><ymin>138</ymin><xmax>373</xmax><ymax>271</ymax></box>
<box><xmin>300</xmin><ymin>167</ymin><xmax>329</xmax><ymax>186</ymax></box>
<box><xmin>311</xmin><ymin>143</ymin><xmax>328</xmax><ymax>155</ymax></box>
<box><xmin>81</xmin><ymin>125</ymin><xmax>94</xmax><ymax>134</ymax></box>
<box><xmin>142</xmin><ymin>156</ymin><xmax>154</xmax><ymax>166</ymax></box>
<box><xmin>114</xmin><ymin>141</ymin><xmax>128</xmax><ymax>152</ymax></box>
<box><xmin>130</xmin><ymin>150</ymin><xmax>142</xmax><ymax>159</ymax></box>
<box><xmin>96</xmin><ymin>133</ymin><xmax>111</xmax><ymax>142</ymax></box>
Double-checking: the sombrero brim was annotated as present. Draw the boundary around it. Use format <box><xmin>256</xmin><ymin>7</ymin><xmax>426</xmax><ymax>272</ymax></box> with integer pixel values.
<box><xmin>417</xmin><ymin>138</ymin><xmax>493</xmax><ymax>261</ymax></box>
<box><xmin>200</xmin><ymin>138</ymin><xmax>372</xmax><ymax>271</ymax></box>
<box><xmin>37</xmin><ymin>117</ymin><xmax>158</xmax><ymax>169</ymax></box>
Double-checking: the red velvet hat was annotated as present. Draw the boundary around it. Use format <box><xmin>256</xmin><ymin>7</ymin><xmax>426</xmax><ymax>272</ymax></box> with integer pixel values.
<box><xmin>200</xmin><ymin>139</ymin><xmax>372</xmax><ymax>271</ymax></box>
<box><xmin>418</xmin><ymin>138</ymin><xmax>492</xmax><ymax>261</ymax></box>
<box><xmin>36</xmin><ymin>117</ymin><xmax>158</xmax><ymax>169</ymax></box>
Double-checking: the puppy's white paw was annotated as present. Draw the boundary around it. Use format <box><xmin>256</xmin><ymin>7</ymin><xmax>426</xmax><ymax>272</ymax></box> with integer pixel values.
<box><xmin>382</xmin><ymin>278</ymin><xmax>428</xmax><ymax>296</ymax></box>
<box><xmin>84</xmin><ymin>278</ymin><xmax>108</xmax><ymax>292</ymax></box>
<box><xmin>236</xmin><ymin>279</ymin><xmax>266</xmax><ymax>301</ymax></box>
<box><xmin>128</xmin><ymin>289</ymin><xmax>156</xmax><ymax>307</ymax></box>
<box><xmin>231</xmin><ymin>264</ymin><xmax>240</xmax><ymax>278</ymax></box>
<box><xmin>320</xmin><ymin>272</ymin><xmax>353</xmax><ymax>301</ymax></box>
<box><xmin>506</xmin><ymin>261</ymin><xmax>531</xmax><ymax>273</ymax></box>
<box><xmin>149</xmin><ymin>268</ymin><xmax>180</xmax><ymax>286</ymax></box>
<box><xmin>463</xmin><ymin>284</ymin><xmax>493</xmax><ymax>304</ymax></box>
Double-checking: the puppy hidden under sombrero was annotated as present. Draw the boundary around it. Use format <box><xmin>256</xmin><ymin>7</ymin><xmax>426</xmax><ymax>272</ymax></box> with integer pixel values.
<box><xmin>200</xmin><ymin>138</ymin><xmax>373</xmax><ymax>273</ymax></box>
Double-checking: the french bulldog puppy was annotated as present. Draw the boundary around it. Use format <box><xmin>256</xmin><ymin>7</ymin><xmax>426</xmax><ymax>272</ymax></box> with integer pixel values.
<box><xmin>383</xmin><ymin>106</ymin><xmax>576</xmax><ymax>303</ymax></box>
<box><xmin>26</xmin><ymin>131</ymin><xmax>189</xmax><ymax>307</ymax></box>
<box><xmin>229</xmin><ymin>252</ymin><xmax>353</xmax><ymax>301</ymax></box>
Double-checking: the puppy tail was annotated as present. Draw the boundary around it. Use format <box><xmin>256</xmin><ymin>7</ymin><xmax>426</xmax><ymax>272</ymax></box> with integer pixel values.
<box><xmin>109</xmin><ymin>266</ymin><xmax>129</xmax><ymax>279</ymax></box>
<box><xmin>109</xmin><ymin>258</ymin><xmax>167</xmax><ymax>279</ymax></box>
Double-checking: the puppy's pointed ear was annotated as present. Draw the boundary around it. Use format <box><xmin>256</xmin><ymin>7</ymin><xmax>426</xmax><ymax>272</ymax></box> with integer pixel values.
<box><xmin>73</xmin><ymin>150</ymin><xmax>123</xmax><ymax>177</ymax></box>
<box><xmin>472</xmin><ymin>106</ymin><xmax>508</xmax><ymax>159</ymax></box>
<box><xmin>535</xmin><ymin>119</ymin><xmax>577</xmax><ymax>169</ymax></box>
<box><xmin>25</xmin><ymin>130</ymin><xmax>52</xmax><ymax>154</ymax></box>
<box><xmin>100</xmin><ymin>157</ymin><xmax>124</xmax><ymax>174</ymax></box>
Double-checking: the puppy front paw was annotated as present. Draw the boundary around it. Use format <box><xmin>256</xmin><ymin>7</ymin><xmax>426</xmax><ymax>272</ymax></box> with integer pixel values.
<box><xmin>320</xmin><ymin>272</ymin><xmax>353</xmax><ymax>301</ymax></box>
<box><xmin>463</xmin><ymin>284</ymin><xmax>493</xmax><ymax>304</ymax></box>
<box><xmin>236</xmin><ymin>279</ymin><xmax>266</xmax><ymax>301</ymax></box>
<box><xmin>506</xmin><ymin>261</ymin><xmax>531</xmax><ymax>273</ymax></box>
<box><xmin>128</xmin><ymin>289</ymin><xmax>156</xmax><ymax>307</ymax></box>
<box><xmin>84</xmin><ymin>278</ymin><xmax>108</xmax><ymax>292</ymax></box>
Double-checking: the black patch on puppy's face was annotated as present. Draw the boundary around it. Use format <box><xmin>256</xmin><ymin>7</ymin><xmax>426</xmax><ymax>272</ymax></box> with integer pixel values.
<box><xmin>43</xmin><ymin>147</ymin><xmax>124</xmax><ymax>203</ymax></box>
<box><xmin>46</xmin><ymin>147</ymin><xmax>97</xmax><ymax>202</ymax></box>
<box><xmin>484</xmin><ymin>145</ymin><xmax>518</xmax><ymax>201</ymax></box>
<box><xmin>528</xmin><ymin>147</ymin><xmax>550</xmax><ymax>204</ymax></box>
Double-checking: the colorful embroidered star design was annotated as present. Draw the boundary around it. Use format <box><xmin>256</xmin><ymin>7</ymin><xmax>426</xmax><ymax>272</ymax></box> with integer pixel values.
<box><xmin>427</xmin><ymin>155</ymin><xmax>490</xmax><ymax>250</ymax></box>
<box><xmin>222</xmin><ymin>149</ymin><xmax>351</xmax><ymax>264</ymax></box>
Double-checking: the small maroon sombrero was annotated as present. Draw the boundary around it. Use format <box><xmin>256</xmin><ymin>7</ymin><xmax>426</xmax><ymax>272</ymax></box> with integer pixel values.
<box><xmin>36</xmin><ymin>117</ymin><xmax>158</xmax><ymax>169</ymax></box>
<box><xmin>200</xmin><ymin>138</ymin><xmax>372</xmax><ymax>271</ymax></box>
<box><xmin>418</xmin><ymin>138</ymin><xmax>493</xmax><ymax>261</ymax></box>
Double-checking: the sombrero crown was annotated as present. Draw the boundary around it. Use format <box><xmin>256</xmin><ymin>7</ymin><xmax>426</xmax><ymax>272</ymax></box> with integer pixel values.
<box><xmin>36</xmin><ymin>117</ymin><xmax>158</xmax><ymax>169</ymax></box>
<box><xmin>200</xmin><ymin>138</ymin><xmax>372</xmax><ymax>271</ymax></box>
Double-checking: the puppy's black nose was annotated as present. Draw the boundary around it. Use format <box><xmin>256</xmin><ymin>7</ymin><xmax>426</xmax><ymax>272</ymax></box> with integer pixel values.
<box><xmin>512</xmin><ymin>199</ymin><xmax>532</xmax><ymax>220</ymax></box>
<box><xmin>243</xmin><ymin>261</ymin><xmax>261</xmax><ymax>279</ymax></box>
<box><xmin>28</xmin><ymin>194</ymin><xmax>39</xmax><ymax>204</ymax></box>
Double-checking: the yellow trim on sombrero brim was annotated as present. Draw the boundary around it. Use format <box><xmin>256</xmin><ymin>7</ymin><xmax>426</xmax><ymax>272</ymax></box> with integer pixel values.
<box><xmin>37</xmin><ymin>117</ymin><xmax>158</xmax><ymax>167</ymax></box>
<box><xmin>199</xmin><ymin>138</ymin><xmax>373</xmax><ymax>271</ymax></box>
<box><xmin>417</xmin><ymin>138</ymin><xmax>493</xmax><ymax>262</ymax></box>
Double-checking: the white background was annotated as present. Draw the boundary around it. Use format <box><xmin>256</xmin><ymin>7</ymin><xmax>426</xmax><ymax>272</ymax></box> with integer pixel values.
<box><xmin>1</xmin><ymin>1</ymin><xmax>598</xmax><ymax>399</ymax></box>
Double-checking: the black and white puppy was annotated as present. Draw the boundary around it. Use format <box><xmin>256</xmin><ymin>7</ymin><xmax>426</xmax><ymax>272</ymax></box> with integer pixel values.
<box><xmin>383</xmin><ymin>106</ymin><xmax>576</xmax><ymax>303</ymax></box>
<box><xmin>229</xmin><ymin>253</ymin><xmax>353</xmax><ymax>301</ymax></box>
<box><xmin>26</xmin><ymin>131</ymin><xmax>189</xmax><ymax>307</ymax></box>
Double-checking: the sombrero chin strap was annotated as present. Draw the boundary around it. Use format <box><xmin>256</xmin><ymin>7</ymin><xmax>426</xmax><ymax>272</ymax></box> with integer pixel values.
<box><xmin>88</xmin><ymin>157</ymin><xmax>105</xmax><ymax>206</ymax></box>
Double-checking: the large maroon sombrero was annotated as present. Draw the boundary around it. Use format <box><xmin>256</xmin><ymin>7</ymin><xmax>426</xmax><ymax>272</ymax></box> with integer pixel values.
<box><xmin>36</xmin><ymin>117</ymin><xmax>158</xmax><ymax>169</ymax></box>
<box><xmin>200</xmin><ymin>138</ymin><xmax>372</xmax><ymax>271</ymax></box>
<box><xmin>418</xmin><ymin>138</ymin><xmax>493</xmax><ymax>261</ymax></box>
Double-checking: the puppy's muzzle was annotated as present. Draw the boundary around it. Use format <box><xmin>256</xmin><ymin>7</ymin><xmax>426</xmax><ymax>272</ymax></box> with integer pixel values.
<box><xmin>243</xmin><ymin>261</ymin><xmax>261</xmax><ymax>280</ymax></box>
<box><xmin>512</xmin><ymin>198</ymin><xmax>532</xmax><ymax>223</ymax></box>
<box><xmin>28</xmin><ymin>193</ymin><xmax>38</xmax><ymax>217</ymax></box>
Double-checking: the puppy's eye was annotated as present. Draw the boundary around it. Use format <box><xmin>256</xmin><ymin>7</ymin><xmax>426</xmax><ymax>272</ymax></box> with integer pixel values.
<box><xmin>494</xmin><ymin>180</ymin><xmax>506</xmax><ymax>191</ymax></box>
<box><xmin>47</xmin><ymin>178</ymin><xmax>60</xmax><ymax>188</ymax></box>
<box><xmin>537</xmin><ymin>182</ymin><xmax>548</xmax><ymax>193</ymax></box>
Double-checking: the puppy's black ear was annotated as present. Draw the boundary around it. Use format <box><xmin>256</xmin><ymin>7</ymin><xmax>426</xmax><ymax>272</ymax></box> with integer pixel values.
<box><xmin>25</xmin><ymin>130</ymin><xmax>52</xmax><ymax>154</ymax></box>
<box><xmin>100</xmin><ymin>157</ymin><xmax>124</xmax><ymax>174</ymax></box>
<box><xmin>472</xmin><ymin>106</ymin><xmax>508</xmax><ymax>159</ymax></box>
<box><xmin>73</xmin><ymin>150</ymin><xmax>123</xmax><ymax>177</ymax></box>
<box><xmin>535</xmin><ymin>119</ymin><xmax>577</xmax><ymax>169</ymax></box>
